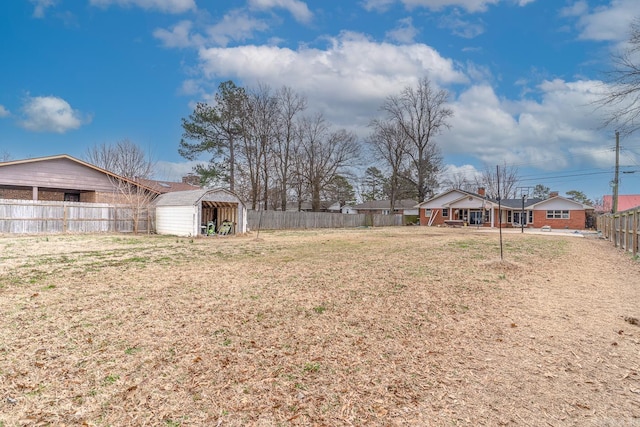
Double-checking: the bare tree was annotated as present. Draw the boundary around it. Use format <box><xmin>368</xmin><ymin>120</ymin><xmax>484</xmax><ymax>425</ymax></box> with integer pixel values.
<box><xmin>111</xmin><ymin>179</ymin><xmax>156</xmax><ymax>234</ymax></box>
<box><xmin>85</xmin><ymin>139</ymin><xmax>154</xmax><ymax>179</ymax></box>
<box><xmin>273</xmin><ymin>86</ymin><xmax>307</xmax><ymax>211</ymax></box>
<box><xmin>380</xmin><ymin>77</ymin><xmax>452</xmax><ymax>202</ymax></box>
<box><xmin>1</xmin><ymin>150</ymin><xmax>10</xmax><ymax>162</ymax></box>
<box><xmin>297</xmin><ymin>114</ymin><xmax>360</xmax><ymax>211</ymax></box>
<box><xmin>476</xmin><ymin>162</ymin><xmax>520</xmax><ymax>199</ymax></box>
<box><xmin>598</xmin><ymin>18</ymin><xmax>640</xmax><ymax>136</ymax></box>
<box><xmin>85</xmin><ymin>140</ymin><xmax>156</xmax><ymax>234</ymax></box>
<box><xmin>367</xmin><ymin>119</ymin><xmax>411</xmax><ymax>211</ymax></box>
<box><xmin>238</xmin><ymin>84</ymin><xmax>280</xmax><ymax>210</ymax></box>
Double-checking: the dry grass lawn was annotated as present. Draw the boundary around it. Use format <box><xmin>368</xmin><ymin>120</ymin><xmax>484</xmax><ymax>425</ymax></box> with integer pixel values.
<box><xmin>0</xmin><ymin>227</ymin><xmax>639</xmax><ymax>426</ymax></box>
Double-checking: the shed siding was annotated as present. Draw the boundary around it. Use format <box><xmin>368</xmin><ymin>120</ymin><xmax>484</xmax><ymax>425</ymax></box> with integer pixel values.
<box><xmin>156</xmin><ymin>206</ymin><xmax>199</xmax><ymax>236</ymax></box>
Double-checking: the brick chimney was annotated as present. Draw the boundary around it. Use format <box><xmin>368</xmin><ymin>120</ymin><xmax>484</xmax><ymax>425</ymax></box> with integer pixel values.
<box><xmin>477</xmin><ymin>187</ymin><xmax>486</xmax><ymax>197</ymax></box>
<box><xmin>182</xmin><ymin>174</ymin><xmax>200</xmax><ymax>186</ymax></box>
<box><xmin>549</xmin><ymin>191</ymin><xmax>559</xmax><ymax>198</ymax></box>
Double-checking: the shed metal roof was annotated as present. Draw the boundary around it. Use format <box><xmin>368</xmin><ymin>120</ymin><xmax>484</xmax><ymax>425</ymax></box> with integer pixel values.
<box><xmin>153</xmin><ymin>188</ymin><xmax>245</xmax><ymax>207</ymax></box>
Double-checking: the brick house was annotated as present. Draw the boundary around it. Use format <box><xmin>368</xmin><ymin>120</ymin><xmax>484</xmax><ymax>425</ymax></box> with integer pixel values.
<box><xmin>0</xmin><ymin>154</ymin><xmax>199</xmax><ymax>203</ymax></box>
<box><xmin>417</xmin><ymin>188</ymin><xmax>593</xmax><ymax>230</ymax></box>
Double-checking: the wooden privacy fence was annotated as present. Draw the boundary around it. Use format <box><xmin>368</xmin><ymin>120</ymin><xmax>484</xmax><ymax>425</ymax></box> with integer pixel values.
<box><xmin>597</xmin><ymin>208</ymin><xmax>640</xmax><ymax>256</ymax></box>
<box><xmin>0</xmin><ymin>199</ymin><xmax>153</xmax><ymax>234</ymax></box>
<box><xmin>247</xmin><ymin>210</ymin><xmax>403</xmax><ymax>230</ymax></box>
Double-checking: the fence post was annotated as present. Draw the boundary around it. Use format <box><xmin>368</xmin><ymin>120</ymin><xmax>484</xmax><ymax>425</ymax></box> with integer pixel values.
<box><xmin>631</xmin><ymin>209</ymin><xmax>638</xmax><ymax>257</ymax></box>
<box><xmin>63</xmin><ymin>204</ymin><xmax>68</xmax><ymax>233</ymax></box>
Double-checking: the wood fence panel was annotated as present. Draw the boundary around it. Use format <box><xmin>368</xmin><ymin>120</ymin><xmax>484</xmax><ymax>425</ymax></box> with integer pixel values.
<box><xmin>597</xmin><ymin>207</ymin><xmax>640</xmax><ymax>256</ymax></box>
<box><xmin>247</xmin><ymin>210</ymin><xmax>403</xmax><ymax>230</ymax></box>
<box><xmin>0</xmin><ymin>199</ymin><xmax>152</xmax><ymax>234</ymax></box>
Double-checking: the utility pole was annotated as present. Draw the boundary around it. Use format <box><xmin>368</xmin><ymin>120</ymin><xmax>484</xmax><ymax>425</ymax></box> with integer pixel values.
<box><xmin>497</xmin><ymin>164</ymin><xmax>503</xmax><ymax>260</ymax></box>
<box><xmin>613</xmin><ymin>131</ymin><xmax>620</xmax><ymax>213</ymax></box>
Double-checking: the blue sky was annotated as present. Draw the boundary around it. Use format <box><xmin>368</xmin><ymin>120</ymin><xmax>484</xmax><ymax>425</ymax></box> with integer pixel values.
<box><xmin>2</xmin><ymin>0</ymin><xmax>640</xmax><ymax>201</ymax></box>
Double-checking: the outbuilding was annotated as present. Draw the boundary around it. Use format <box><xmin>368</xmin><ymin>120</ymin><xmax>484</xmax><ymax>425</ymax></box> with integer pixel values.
<box><xmin>154</xmin><ymin>188</ymin><xmax>247</xmax><ymax>237</ymax></box>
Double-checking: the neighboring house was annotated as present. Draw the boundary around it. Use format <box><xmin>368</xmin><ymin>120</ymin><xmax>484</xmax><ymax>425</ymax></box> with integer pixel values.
<box><xmin>417</xmin><ymin>188</ymin><xmax>593</xmax><ymax>229</ymax></box>
<box><xmin>350</xmin><ymin>199</ymin><xmax>419</xmax><ymax>215</ymax></box>
<box><xmin>0</xmin><ymin>154</ymin><xmax>161</xmax><ymax>202</ymax></box>
<box><xmin>282</xmin><ymin>200</ymin><xmax>342</xmax><ymax>212</ymax></box>
<box><xmin>0</xmin><ymin>154</ymin><xmax>200</xmax><ymax>203</ymax></box>
<box><xmin>341</xmin><ymin>204</ymin><xmax>358</xmax><ymax>214</ymax></box>
<box><xmin>599</xmin><ymin>195</ymin><xmax>640</xmax><ymax>213</ymax></box>
<box><xmin>154</xmin><ymin>188</ymin><xmax>247</xmax><ymax>237</ymax></box>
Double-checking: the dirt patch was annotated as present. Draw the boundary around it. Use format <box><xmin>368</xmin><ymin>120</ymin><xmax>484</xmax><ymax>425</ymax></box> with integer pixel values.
<box><xmin>1</xmin><ymin>228</ymin><xmax>639</xmax><ymax>426</ymax></box>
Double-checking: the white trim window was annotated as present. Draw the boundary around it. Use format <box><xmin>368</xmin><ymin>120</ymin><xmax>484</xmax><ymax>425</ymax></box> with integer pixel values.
<box><xmin>546</xmin><ymin>210</ymin><xmax>569</xmax><ymax>219</ymax></box>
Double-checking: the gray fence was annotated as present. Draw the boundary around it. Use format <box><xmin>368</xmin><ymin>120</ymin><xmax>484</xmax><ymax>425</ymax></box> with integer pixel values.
<box><xmin>0</xmin><ymin>199</ymin><xmax>153</xmax><ymax>234</ymax></box>
<box><xmin>247</xmin><ymin>210</ymin><xmax>403</xmax><ymax>230</ymax></box>
<box><xmin>597</xmin><ymin>208</ymin><xmax>640</xmax><ymax>256</ymax></box>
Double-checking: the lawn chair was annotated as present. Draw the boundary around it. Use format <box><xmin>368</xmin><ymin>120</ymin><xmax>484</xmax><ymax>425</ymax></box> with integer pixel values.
<box><xmin>206</xmin><ymin>221</ymin><xmax>216</xmax><ymax>236</ymax></box>
<box><xmin>218</xmin><ymin>220</ymin><xmax>233</xmax><ymax>235</ymax></box>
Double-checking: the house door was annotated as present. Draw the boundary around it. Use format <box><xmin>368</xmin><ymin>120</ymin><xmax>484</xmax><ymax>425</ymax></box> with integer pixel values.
<box><xmin>469</xmin><ymin>210</ymin><xmax>483</xmax><ymax>225</ymax></box>
<box><xmin>513</xmin><ymin>211</ymin><xmax>527</xmax><ymax>225</ymax></box>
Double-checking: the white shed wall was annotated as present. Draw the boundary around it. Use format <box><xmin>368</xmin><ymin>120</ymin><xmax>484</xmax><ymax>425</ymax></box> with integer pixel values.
<box><xmin>156</xmin><ymin>205</ymin><xmax>199</xmax><ymax>236</ymax></box>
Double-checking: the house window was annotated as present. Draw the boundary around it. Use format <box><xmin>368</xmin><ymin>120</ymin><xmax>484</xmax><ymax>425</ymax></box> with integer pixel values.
<box><xmin>507</xmin><ymin>211</ymin><xmax>512</xmax><ymax>222</ymax></box>
<box><xmin>528</xmin><ymin>211</ymin><xmax>533</xmax><ymax>223</ymax></box>
<box><xmin>546</xmin><ymin>210</ymin><xmax>569</xmax><ymax>219</ymax></box>
<box><xmin>425</xmin><ymin>209</ymin><xmax>432</xmax><ymax>217</ymax></box>
<box><xmin>442</xmin><ymin>208</ymin><xmax>449</xmax><ymax>217</ymax></box>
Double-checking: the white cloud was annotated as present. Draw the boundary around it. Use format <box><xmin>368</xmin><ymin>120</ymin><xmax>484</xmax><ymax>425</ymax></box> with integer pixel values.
<box><xmin>362</xmin><ymin>0</ymin><xmax>501</xmax><ymax>13</ymax></box>
<box><xmin>154</xmin><ymin>20</ymin><xmax>203</xmax><ymax>48</ymax></box>
<box><xmin>438</xmin><ymin>79</ymin><xmax>609</xmax><ymax>170</ymax></box>
<box><xmin>196</xmin><ymin>32</ymin><xmax>467</xmax><ymax>128</ymax></box>
<box><xmin>19</xmin><ymin>96</ymin><xmax>89</xmax><ymax>133</ymax></box>
<box><xmin>155</xmin><ymin>10</ymin><xmax>270</xmax><ymax>48</ymax></box>
<box><xmin>89</xmin><ymin>0</ymin><xmax>196</xmax><ymax>14</ymax></box>
<box><xmin>361</xmin><ymin>0</ymin><xmax>396</xmax><ymax>12</ymax></box>
<box><xmin>559</xmin><ymin>0</ymin><xmax>588</xmax><ymax>18</ymax></box>
<box><xmin>205</xmin><ymin>10</ymin><xmax>270</xmax><ymax>47</ymax></box>
<box><xmin>248</xmin><ymin>0</ymin><xmax>313</xmax><ymax>23</ymax></box>
<box><xmin>573</xmin><ymin>0</ymin><xmax>640</xmax><ymax>42</ymax></box>
<box><xmin>386</xmin><ymin>17</ymin><xmax>420</xmax><ymax>43</ymax></box>
<box><xmin>0</xmin><ymin>105</ymin><xmax>9</xmax><ymax>118</ymax></box>
<box><xmin>438</xmin><ymin>11</ymin><xmax>485</xmax><ymax>38</ymax></box>
<box><xmin>30</xmin><ymin>0</ymin><xmax>56</xmax><ymax>18</ymax></box>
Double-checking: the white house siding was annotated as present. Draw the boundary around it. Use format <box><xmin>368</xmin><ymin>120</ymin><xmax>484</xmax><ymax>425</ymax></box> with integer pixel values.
<box><xmin>156</xmin><ymin>205</ymin><xmax>199</xmax><ymax>236</ymax></box>
<box><xmin>532</xmin><ymin>198</ymin><xmax>582</xmax><ymax>211</ymax></box>
<box><xmin>449</xmin><ymin>197</ymin><xmax>486</xmax><ymax>209</ymax></box>
<box><xmin>419</xmin><ymin>190</ymin><xmax>468</xmax><ymax>208</ymax></box>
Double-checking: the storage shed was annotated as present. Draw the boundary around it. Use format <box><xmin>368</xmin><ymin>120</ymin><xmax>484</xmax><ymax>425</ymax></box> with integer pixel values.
<box><xmin>154</xmin><ymin>188</ymin><xmax>247</xmax><ymax>237</ymax></box>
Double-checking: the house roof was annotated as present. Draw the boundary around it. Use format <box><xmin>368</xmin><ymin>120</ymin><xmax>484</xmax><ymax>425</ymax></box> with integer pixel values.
<box><xmin>0</xmin><ymin>154</ymin><xmax>160</xmax><ymax>194</ymax></box>
<box><xmin>419</xmin><ymin>189</ymin><xmax>592</xmax><ymax>210</ymax></box>
<box><xmin>353</xmin><ymin>199</ymin><xmax>418</xmax><ymax>210</ymax></box>
<box><xmin>601</xmin><ymin>195</ymin><xmax>640</xmax><ymax>212</ymax></box>
<box><xmin>153</xmin><ymin>188</ymin><xmax>245</xmax><ymax>207</ymax></box>
<box><xmin>134</xmin><ymin>177</ymin><xmax>200</xmax><ymax>194</ymax></box>
<box><xmin>498</xmin><ymin>197</ymin><xmax>544</xmax><ymax>209</ymax></box>
<box><xmin>528</xmin><ymin>196</ymin><xmax>593</xmax><ymax>210</ymax></box>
